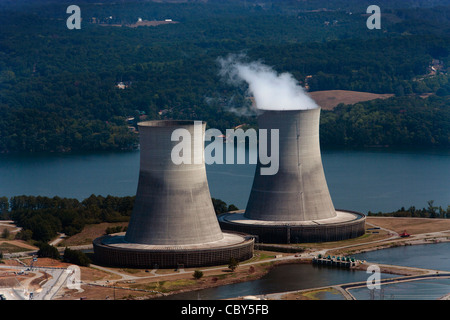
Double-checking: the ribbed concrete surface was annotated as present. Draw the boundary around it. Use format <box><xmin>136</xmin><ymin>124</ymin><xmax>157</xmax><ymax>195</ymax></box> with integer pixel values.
<box><xmin>245</xmin><ymin>108</ymin><xmax>336</xmax><ymax>221</ymax></box>
<box><xmin>93</xmin><ymin>232</ymin><xmax>254</xmax><ymax>268</ymax></box>
<box><xmin>218</xmin><ymin>210</ymin><xmax>366</xmax><ymax>244</ymax></box>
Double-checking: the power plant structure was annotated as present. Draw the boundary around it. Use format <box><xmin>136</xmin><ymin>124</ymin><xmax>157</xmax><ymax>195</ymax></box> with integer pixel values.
<box><xmin>218</xmin><ymin>108</ymin><xmax>366</xmax><ymax>244</ymax></box>
<box><xmin>93</xmin><ymin>120</ymin><xmax>254</xmax><ymax>268</ymax></box>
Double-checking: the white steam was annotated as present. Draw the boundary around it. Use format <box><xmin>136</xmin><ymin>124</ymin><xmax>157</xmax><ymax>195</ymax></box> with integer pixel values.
<box><xmin>218</xmin><ymin>54</ymin><xmax>318</xmax><ymax>111</ymax></box>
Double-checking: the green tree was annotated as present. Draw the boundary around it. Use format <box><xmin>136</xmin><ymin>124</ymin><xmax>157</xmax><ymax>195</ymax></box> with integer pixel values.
<box><xmin>63</xmin><ymin>247</ymin><xmax>91</xmax><ymax>267</ymax></box>
<box><xmin>0</xmin><ymin>197</ymin><xmax>9</xmax><ymax>219</ymax></box>
<box><xmin>427</xmin><ymin>200</ymin><xmax>438</xmax><ymax>218</ymax></box>
<box><xmin>15</xmin><ymin>229</ymin><xmax>33</xmax><ymax>241</ymax></box>
<box><xmin>1</xmin><ymin>228</ymin><xmax>10</xmax><ymax>239</ymax></box>
<box><xmin>228</xmin><ymin>257</ymin><xmax>239</xmax><ymax>272</ymax></box>
<box><xmin>212</xmin><ymin>198</ymin><xmax>228</xmax><ymax>215</ymax></box>
<box><xmin>37</xmin><ymin>243</ymin><xmax>61</xmax><ymax>260</ymax></box>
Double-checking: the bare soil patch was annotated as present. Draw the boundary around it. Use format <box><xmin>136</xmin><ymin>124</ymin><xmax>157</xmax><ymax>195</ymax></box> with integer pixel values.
<box><xmin>58</xmin><ymin>222</ymin><xmax>128</xmax><ymax>247</ymax></box>
<box><xmin>127</xmin><ymin>20</ymin><xmax>178</xmax><ymax>28</ymax></box>
<box><xmin>0</xmin><ymin>240</ymin><xmax>38</xmax><ymax>253</ymax></box>
<box><xmin>366</xmin><ymin>217</ymin><xmax>450</xmax><ymax>235</ymax></box>
<box><xmin>309</xmin><ymin>90</ymin><xmax>393</xmax><ymax>110</ymax></box>
<box><xmin>281</xmin><ymin>287</ymin><xmax>342</xmax><ymax>300</ymax></box>
<box><xmin>98</xmin><ymin>20</ymin><xmax>178</xmax><ymax>28</ymax></box>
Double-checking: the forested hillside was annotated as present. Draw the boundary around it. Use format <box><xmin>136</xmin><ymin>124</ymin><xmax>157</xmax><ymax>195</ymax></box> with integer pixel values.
<box><xmin>0</xmin><ymin>1</ymin><xmax>449</xmax><ymax>152</ymax></box>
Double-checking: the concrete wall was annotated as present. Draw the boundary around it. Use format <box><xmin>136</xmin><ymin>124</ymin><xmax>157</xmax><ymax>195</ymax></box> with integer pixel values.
<box><xmin>93</xmin><ymin>236</ymin><xmax>254</xmax><ymax>268</ymax></box>
<box><xmin>245</xmin><ymin>108</ymin><xmax>337</xmax><ymax>221</ymax></box>
<box><xmin>220</xmin><ymin>211</ymin><xmax>366</xmax><ymax>244</ymax></box>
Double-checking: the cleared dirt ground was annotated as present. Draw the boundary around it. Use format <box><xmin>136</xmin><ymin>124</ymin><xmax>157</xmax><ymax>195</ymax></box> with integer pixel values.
<box><xmin>366</xmin><ymin>216</ymin><xmax>450</xmax><ymax>234</ymax></box>
<box><xmin>58</xmin><ymin>222</ymin><xmax>128</xmax><ymax>247</ymax></box>
<box><xmin>309</xmin><ymin>90</ymin><xmax>394</xmax><ymax>109</ymax></box>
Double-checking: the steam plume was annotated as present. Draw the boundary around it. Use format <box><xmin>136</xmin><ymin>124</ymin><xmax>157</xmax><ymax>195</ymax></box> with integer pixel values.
<box><xmin>218</xmin><ymin>54</ymin><xmax>318</xmax><ymax>111</ymax></box>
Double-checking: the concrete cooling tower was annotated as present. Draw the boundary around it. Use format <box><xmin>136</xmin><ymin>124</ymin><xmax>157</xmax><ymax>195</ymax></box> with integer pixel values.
<box><xmin>219</xmin><ymin>108</ymin><xmax>365</xmax><ymax>244</ymax></box>
<box><xmin>93</xmin><ymin>120</ymin><xmax>254</xmax><ymax>268</ymax></box>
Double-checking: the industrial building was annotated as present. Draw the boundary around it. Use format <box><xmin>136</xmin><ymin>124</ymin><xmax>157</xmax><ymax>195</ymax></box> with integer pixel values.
<box><xmin>219</xmin><ymin>108</ymin><xmax>365</xmax><ymax>243</ymax></box>
<box><xmin>93</xmin><ymin>120</ymin><xmax>254</xmax><ymax>268</ymax></box>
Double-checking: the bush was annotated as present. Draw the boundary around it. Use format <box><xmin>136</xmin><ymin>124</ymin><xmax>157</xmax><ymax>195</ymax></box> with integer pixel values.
<box><xmin>63</xmin><ymin>247</ymin><xmax>91</xmax><ymax>267</ymax></box>
<box><xmin>1</xmin><ymin>228</ymin><xmax>10</xmax><ymax>239</ymax></box>
<box><xmin>193</xmin><ymin>270</ymin><xmax>203</xmax><ymax>280</ymax></box>
<box><xmin>15</xmin><ymin>229</ymin><xmax>33</xmax><ymax>241</ymax></box>
<box><xmin>105</xmin><ymin>226</ymin><xmax>124</xmax><ymax>234</ymax></box>
<box><xmin>37</xmin><ymin>243</ymin><xmax>61</xmax><ymax>260</ymax></box>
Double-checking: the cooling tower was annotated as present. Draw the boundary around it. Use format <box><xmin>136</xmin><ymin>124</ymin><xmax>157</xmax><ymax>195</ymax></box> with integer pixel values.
<box><xmin>124</xmin><ymin>120</ymin><xmax>223</xmax><ymax>245</ymax></box>
<box><xmin>93</xmin><ymin>120</ymin><xmax>253</xmax><ymax>268</ymax></box>
<box><xmin>219</xmin><ymin>108</ymin><xmax>365</xmax><ymax>243</ymax></box>
<box><xmin>245</xmin><ymin>108</ymin><xmax>336</xmax><ymax>221</ymax></box>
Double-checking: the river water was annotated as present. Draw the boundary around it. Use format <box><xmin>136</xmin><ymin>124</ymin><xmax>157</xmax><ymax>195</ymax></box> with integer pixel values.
<box><xmin>0</xmin><ymin>146</ymin><xmax>448</xmax><ymax>213</ymax></box>
<box><xmin>159</xmin><ymin>264</ymin><xmax>398</xmax><ymax>300</ymax></box>
<box><xmin>350</xmin><ymin>242</ymin><xmax>450</xmax><ymax>300</ymax></box>
<box><xmin>161</xmin><ymin>242</ymin><xmax>450</xmax><ymax>300</ymax></box>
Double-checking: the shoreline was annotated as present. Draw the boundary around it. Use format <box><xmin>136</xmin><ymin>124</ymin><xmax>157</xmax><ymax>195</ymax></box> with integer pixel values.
<box><xmin>3</xmin><ymin>223</ymin><xmax>449</xmax><ymax>300</ymax></box>
<box><xmin>141</xmin><ymin>236</ymin><xmax>450</xmax><ymax>300</ymax></box>
<box><xmin>140</xmin><ymin>259</ymin><xmax>312</xmax><ymax>300</ymax></box>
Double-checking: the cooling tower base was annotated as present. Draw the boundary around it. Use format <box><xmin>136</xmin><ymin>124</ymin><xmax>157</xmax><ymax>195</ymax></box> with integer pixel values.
<box><xmin>218</xmin><ymin>210</ymin><xmax>365</xmax><ymax>244</ymax></box>
<box><xmin>92</xmin><ymin>232</ymin><xmax>254</xmax><ymax>269</ymax></box>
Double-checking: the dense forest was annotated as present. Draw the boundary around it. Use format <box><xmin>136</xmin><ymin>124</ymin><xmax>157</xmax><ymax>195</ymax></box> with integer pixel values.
<box><xmin>320</xmin><ymin>95</ymin><xmax>450</xmax><ymax>147</ymax></box>
<box><xmin>0</xmin><ymin>0</ymin><xmax>449</xmax><ymax>153</ymax></box>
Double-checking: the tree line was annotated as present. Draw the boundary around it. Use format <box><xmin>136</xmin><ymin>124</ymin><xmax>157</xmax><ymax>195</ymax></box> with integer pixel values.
<box><xmin>0</xmin><ymin>195</ymin><xmax>238</xmax><ymax>243</ymax></box>
<box><xmin>368</xmin><ymin>200</ymin><xmax>450</xmax><ymax>219</ymax></box>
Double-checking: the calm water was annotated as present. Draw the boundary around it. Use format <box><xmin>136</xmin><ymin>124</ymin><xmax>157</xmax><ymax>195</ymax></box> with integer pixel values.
<box><xmin>159</xmin><ymin>264</ymin><xmax>399</xmax><ymax>300</ymax></box>
<box><xmin>0</xmin><ymin>146</ymin><xmax>448</xmax><ymax>213</ymax></box>
<box><xmin>164</xmin><ymin>243</ymin><xmax>450</xmax><ymax>300</ymax></box>
<box><xmin>350</xmin><ymin>278</ymin><xmax>450</xmax><ymax>300</ymax></box>
<box><xmin>354</xmin><ymin>242</ymin><xmax>450</xmax><ymax>272</ymax></box>
<box><xmin>350</xmin><ymin>242</ymin><xmax>450</xmax><ymax>300</ymax></box>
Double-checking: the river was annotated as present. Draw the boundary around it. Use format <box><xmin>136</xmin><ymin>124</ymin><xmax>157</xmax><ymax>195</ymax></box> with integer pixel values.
<box><xmin>350</xmin><ymin>242</ymin><xmax>450</xmax><ymax>300</ymax></box>
<box><xmin>161</xmin><ymin>242</ymin><xmax>450</xmax><ymax>300</ymax></box>
<box><xmin>0</xmin><ymin>146</ymin><xmax>448</xmax><ymax>214</ymax></box>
